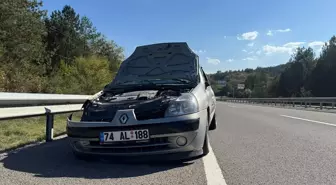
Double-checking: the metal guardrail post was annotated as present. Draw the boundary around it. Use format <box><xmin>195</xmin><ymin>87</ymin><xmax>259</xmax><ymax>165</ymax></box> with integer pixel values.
<box><xmin>332</xmin><ymin>103</ymin><xmax>335</xmax><ymax>109</ymax></box>
<box><xmin>305</xmin><ymin>102</ymin><xmax>307</xmax><ymax>108</ymax></box>
<box><xmin>320</xmin><ymin>102</ymin><xmax>323</xmax><ymax>110</ymax></box>
<box><xmin>45</xmin><ymin>109</ymin><xmax>54</xmax><ymax>142</ymax></box>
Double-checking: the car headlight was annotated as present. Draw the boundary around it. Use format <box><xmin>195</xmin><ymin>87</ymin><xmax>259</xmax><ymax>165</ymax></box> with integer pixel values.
<box><xmin>165</xmin><ymin>93</ymin><xmax>199</xmax><ymax>117</ymax></box>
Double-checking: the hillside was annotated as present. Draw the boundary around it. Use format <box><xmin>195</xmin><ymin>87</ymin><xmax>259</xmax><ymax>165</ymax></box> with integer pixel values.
<box><xmin>208</xmin><ymin>38</ymin><xmax>336</xmax><ymax>98</ymax></box>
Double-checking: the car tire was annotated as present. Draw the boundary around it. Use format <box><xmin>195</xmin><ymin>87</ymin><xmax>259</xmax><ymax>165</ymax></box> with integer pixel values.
<box><xmin>209</xmin><ymin>114</ymin><xmax>217</xmax><ymax>130</ymax></box>
<box><xmin>201</xmin><ymin>112</ymin><xmax>210</xmax><ymax>156</ymax></box>
<box><xmin>202</xmin><ymin>131</ymin><xmax>209</xmax><ymax>156</ymax></box>
<box><xmin>175</xmin><ymin>134</ymin><xmax>210</xmax><ymax>163</ymax></box>
<box><xmin>179</xmin><ymin>118</ymin><xmax>210</xmax><ymax>162</ymax></box>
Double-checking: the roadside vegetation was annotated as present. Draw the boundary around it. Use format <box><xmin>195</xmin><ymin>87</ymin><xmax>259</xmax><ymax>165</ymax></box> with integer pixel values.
<box><xmin>0</xmin><ymin>112</ymin><xmax>81</xmax><ymax>152</ymax></box>
<box><xmin>0</xmin><ymin>0</ymin><xmax>122</xmax><ymax>151</ymax></box>
<box><xmin>0</xmin><ymin>0</ymin><xmax>123</xmax><ymax>94</ymax></box>
<box><xmin>210</xmin><ymin>36</ymin><xmax>336</xmax><ymax>98</ymax></box>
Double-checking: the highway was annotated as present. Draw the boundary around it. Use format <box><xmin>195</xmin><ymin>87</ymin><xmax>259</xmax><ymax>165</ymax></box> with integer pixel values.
<box><xmin>2</xmin><ymin>101</ymin><xmax>336</xmax><ymax>185</ymax></box>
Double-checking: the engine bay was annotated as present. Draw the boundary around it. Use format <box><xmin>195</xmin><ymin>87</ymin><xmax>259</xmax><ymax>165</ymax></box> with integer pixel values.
<box><xmin>81</xmin><ymin>89</ymin><xmax>190</xmax><ymax>122</ymax></box>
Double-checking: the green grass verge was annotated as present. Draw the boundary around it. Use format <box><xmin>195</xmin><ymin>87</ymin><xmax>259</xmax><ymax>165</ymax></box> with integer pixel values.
<box><xmin>0</xmin><ymin>112</ymin><xmax>82</xmax><ymax>152</ymax></box>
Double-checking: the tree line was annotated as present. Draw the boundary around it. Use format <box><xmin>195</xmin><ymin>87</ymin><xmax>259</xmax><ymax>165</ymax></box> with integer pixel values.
<box><xmin>0</xmin><ymin>0</ymin><xmax>124</xmax><ymax>94</ymax></box>
<box><xmin>210</xmin><ymin>36</ymin><xmax>336</xmax><ymax>98</ymax></box>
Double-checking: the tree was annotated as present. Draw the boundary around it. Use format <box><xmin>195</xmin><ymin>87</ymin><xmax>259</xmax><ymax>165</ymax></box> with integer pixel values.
<box><xmin>0</xmin><ymin>0</ymin><xmax>46</xmax><ymax>64</ymax></box>
<box><xmin>0</xmin><ymin>0</ymin><xmax>47</xmax><ymax>92</ymax></box>
<box><xmin>79</xmin><ymin>16</ymin><xmax>101</xmax><ymax>56</ymax></box>
<box><xmin>44</xmin><ymin>5</ymin><xmax>124</xmax><ymax>77</ymax></box>
<box><xmin>309</xmin><ymin>36</ymin><xmax>336</xmax><ymax>97</ymax></box>
<box><xmin>90</xmin><ymin>35</ymin><xmax>124</xmax><ymax>74</ymax></box>
<box><xmin>277</xmin><ymin>47</ymin><xmax>315</xmax><ymax>97</ymax></box>
<box><xmin>245</xmin><ymin>74</ymin><xmax>256</xmax><ymax>90</ymax></box>
<box><xmin>48</xmin><ymin>56</ymin><xmax>112</xmax><ymax>94</ymax></box>
<box><xmin>45</xmin><ymin>5</ymin><xmax>83</xmax><ymax>71</ymax></box>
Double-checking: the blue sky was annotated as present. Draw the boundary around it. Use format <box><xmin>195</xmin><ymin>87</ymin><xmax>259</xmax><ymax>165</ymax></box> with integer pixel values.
<box><xmin>43</xmin><ymin>0</ymin><xmax>336</xmax><ymax>74</ymax></box>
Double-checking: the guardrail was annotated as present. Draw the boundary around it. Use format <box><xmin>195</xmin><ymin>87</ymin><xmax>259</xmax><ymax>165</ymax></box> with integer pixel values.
<box><xmin>0</xmin><ymin>92</ymin><xmax>92</xmax><ymax>142</ymax></box>
<box><xmin>0</xmin><ymin>92</ymin><xmax>91</xmax><ymax>107</ymax></box>
<box><xmin>217</xmin><ymin>97</ymin><xmax>336</xmax><ymax>110</ymax></box>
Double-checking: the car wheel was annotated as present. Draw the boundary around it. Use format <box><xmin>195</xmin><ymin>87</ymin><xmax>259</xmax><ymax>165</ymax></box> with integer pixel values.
<box><xmin>202</xmin><ymin>111</ymin><xmax>210</xmax><ymax>156</ymax></box>
<box><xmin>202</xmin><ymin>131</ymin><xmax>209</xmax><ymax>156</ymax></box>
<box><xmin>209</xmin><ymin>114</ymin><xmax>217</xmax><ymax>130</ymax></box>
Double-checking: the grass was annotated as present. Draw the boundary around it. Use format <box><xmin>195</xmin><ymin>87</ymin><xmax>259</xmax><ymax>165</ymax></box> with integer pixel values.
<box><xmin>0</xmin><ymin>112</ymin><xmax>82</xmax><ymax>152</ymax></box>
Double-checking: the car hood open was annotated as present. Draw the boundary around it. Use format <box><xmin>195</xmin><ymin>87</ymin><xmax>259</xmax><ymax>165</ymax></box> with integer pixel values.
<box><xmin>109</xmin><ymin>42</ymin><xmax>199</xmax><ymax>86</ymax></box>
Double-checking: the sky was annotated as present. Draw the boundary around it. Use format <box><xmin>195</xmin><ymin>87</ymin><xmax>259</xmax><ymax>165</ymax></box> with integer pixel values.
<box><xmin>42</xmin><ymin>0</ymin><xmax>336</xmax><ymax>74</ymax></box>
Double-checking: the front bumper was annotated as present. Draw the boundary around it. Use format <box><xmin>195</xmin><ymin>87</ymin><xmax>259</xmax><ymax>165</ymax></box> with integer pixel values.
<box><xmin>66</xmin><ymin>109</ymin><xmax>208</xmax><ymax>160</ymax></box>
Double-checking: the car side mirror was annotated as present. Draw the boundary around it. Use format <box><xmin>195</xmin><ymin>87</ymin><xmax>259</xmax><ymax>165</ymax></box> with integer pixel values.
<box><xmin>205</xmin><ymin>81</ymin><xmax>210</xmax><ymax>87</ymax></box>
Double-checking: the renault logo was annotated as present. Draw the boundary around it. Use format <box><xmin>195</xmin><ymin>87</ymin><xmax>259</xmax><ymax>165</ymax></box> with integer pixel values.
<box><xmin>119</xmin><ymin>114</ymin><xmax>128</xmax><ymax>124</ymax></box>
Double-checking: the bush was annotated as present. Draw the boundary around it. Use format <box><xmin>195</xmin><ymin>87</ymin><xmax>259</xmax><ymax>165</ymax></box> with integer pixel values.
<box><xmin>48</xmin><ymin>56</ymin><xmax>113</xmax><ymax>94</ymax></box>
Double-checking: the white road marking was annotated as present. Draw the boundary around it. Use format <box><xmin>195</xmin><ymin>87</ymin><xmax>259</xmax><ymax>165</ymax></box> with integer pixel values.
<box><xmin>227</xmin><ymin>105</ymin><xmax>237</xmax><ymax>108</ymax></box>
<box><xmin>281</xmin><ymin>115</ymin><xmax>336</xmax><ymax>127</ymax></box>
<box><xmin>202</xmin><ymin>141</ymin><xmax>228</xmax><ymax>185</ymax></box>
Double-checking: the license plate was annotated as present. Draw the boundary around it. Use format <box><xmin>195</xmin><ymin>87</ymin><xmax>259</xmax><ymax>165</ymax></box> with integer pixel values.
<box><xmin>100</xmin><ymin>129</ymin><xmax>149</xmax><ymax>142</ymax></box>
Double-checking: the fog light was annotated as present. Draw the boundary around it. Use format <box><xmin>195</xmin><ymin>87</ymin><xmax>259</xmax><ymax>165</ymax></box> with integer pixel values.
<box><xmin>176</xmin><ymin>136</ymin><xmax>187</xmax><ymax>146</ymax></box>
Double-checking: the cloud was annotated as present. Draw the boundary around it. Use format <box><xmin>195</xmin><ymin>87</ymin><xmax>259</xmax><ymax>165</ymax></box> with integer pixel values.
<box><xmin>263</xmin><ymin>41</ymin><xmax>305</xmax><ymax>54</ymax></box>
<box><xmin>276</xmin><ymin>28</ymin><xmax>291</xmax><ymax>32</ymax></box>
<box><xmin>263</xmin><ymin>45</ymin><xmax>292</xmax><ymax>54</ymax></box>
<box><xmin>242</xmin><ymin>56</ymin><xmax>257</xmax><ymax>61</ymax></box>
<box><xmin>308</xmin><ymin>41</ymin><xmax>325</xmax><ymax>47</ymax></box>
<box><xmin>242</xmin><ymin>49</ymin><xmax>248</xmax><ymax>52</ymax></box>
<box><xmin>192</xmin><ymin>49</ymin><xmax>206</xmax><ymax>54</ymax></box>
<box><xmin>283</xmin><ymin>42</ymin><xmax>305</xmax><ymax>48</ymax></box>
<box><xmin>308</xmin><ymin>41</ymin><xmax>325</xmax><ymax>54</ymax></box>
<box><xmin>237</xmin><ymin>31</ymin><xmax>259</xmax><ymax>40</ymax></box>
<box><xmin>226</xmin><ymin>59</ymin><xmax>234</xmax><ymax>63</ymax></box>
<box><xmin>206</xmin><ymin>57</ymin><xmax>220</xmax><ymax>65</ymax></box>
<box><xmin>247</xmin><ymin>42</ymin><xmax>255</xmax><ymax>47</ymax></box>
<box><xmin>266</xmin><ymin>28</ymin><xmax>291</xmax><ymax>36</ymax></box>
<box><xmin>256</xmin><ymin>50</ymin><xmax>262</xmax><ymax>55</ymax></box>
<box><xmin>224</xmin><ymin>36</ymin><xmax>227</xmax><ymax>39</ymax></box>
<box><xmin>248</xmin><ymin>51</ymin><xmax>254</xmax><ymax>54</ymax></box>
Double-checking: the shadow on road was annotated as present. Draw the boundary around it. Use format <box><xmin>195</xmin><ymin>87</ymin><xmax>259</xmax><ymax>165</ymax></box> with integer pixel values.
<box><xmin>0</xmin><ymin>138</ymin><xmax>192</xmax><ymax>179</ymax></box>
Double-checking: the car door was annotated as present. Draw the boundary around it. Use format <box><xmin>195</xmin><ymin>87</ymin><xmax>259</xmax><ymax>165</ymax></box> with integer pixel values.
<box><xmin>200</xmin><ymin>68</ymin><xmax>216</xmax><ymax>116</ymax></box>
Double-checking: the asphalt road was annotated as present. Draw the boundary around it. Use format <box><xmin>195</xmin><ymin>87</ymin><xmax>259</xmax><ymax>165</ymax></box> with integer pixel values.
<box><xmin>2</xmin><ymin>102</ymin><xmax>336</xmax><ymax>185</ymax></box>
